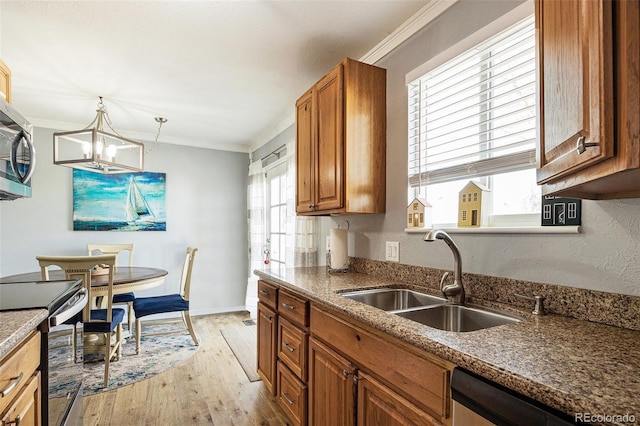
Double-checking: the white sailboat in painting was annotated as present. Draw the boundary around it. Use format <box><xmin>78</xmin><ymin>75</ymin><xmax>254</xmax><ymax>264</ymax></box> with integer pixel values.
<box><xmin>125</xmin><ymin>176</ymin><xmax>154</xmax><ymax>225</ymax></box>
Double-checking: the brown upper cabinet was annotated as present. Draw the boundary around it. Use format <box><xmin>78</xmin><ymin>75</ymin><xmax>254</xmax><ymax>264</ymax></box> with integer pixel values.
<box><xmin>0</xmin><ymin>59</ymin><xmax>11</xmax><ymax>103</ymax></box>
<box><xmin>536</xmin><ymin>0</ymin><xmax>640</xmax><ymax>199</ymax></box>
<box><xmin>295</xmin><ymin>58</ymin><xmax>386</xmax><ymax>215</ymax></box>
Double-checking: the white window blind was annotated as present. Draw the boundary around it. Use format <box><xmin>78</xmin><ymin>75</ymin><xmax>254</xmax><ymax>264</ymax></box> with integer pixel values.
<box><xmin>408</xmin><ymin>16</ymin><xmax>536</xmax><ymax>189</ymax></box>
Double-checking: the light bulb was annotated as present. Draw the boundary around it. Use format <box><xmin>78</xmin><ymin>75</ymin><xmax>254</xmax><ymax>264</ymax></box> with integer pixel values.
<box><xmin>82</xmin><ymin>142</ymin><xmax>92</xmax><ymax>158</ymax></box>
<box><xmin>96</xmin><ymin>140</ymin><xmax>104</xmax><ymax>160</ymax></box>
<box><xmin>106</xmin><ymin>144</ymin><xmax>117</xmax><ymax>161</ymax></box>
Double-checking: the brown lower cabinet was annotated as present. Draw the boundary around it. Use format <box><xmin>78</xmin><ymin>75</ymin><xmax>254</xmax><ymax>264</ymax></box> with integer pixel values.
<box><xmin>277</xmin><ymin>361</ymin><xmax>308</xmax><ymax>426</ymax></box>
<box><xmin>257</xmin><ymin>279</ymin><xmax>454</xmax><ymax>426</ymax></box>
<box><xmin>308</xmin><ymin>337</ymin><xmax>356</xmax><ymax>425</ymax></box>
<box><xmin>309</xmin><ymin>306</ymin><xmax>453</xmax><ymax>426</ymax></box>
<box><xmin>0</xmin><ymin>330</ymin><xmax>41</xmax><ymax>426</ymax></box>
<box><xmin>357</xmin><ymin>371</ymin><xmax>441</xmax><ymax>426</ymax></box>
<box><xmin>257</xmin><ymin>302</ymin><xmax>277</xmax><ymax>395</ymax></box>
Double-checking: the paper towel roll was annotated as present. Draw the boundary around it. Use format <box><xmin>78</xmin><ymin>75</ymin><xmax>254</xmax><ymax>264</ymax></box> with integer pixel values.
<box><xmin>330</xmin><ymin>228</ymin><xmax>348</xmax><ymax>270</ymax></box>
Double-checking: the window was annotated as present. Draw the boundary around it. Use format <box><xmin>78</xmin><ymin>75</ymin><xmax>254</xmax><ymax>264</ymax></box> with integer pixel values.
<box><xmin>407</xmin><ymin>11</ymin><xmax>540</xmax><ymax>227</ymax></box>
<box><xmin>266</xmin><ymin>162</ymin><xmax>287</xmax><ymax>269</ymax></box>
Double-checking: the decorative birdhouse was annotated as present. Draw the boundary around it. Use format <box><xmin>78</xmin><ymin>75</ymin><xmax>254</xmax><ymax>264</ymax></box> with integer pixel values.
<box><xmin>457</xmin><ymin>181</ymin><xmax>490</xmax><ymax>227</ymax></box>
<box><xmin>407</xmin><ymin>197</ymin><xmax>432</xmax><ymax>228</ymax></box>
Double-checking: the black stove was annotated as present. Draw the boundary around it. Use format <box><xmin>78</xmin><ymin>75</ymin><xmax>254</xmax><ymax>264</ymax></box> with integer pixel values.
<box><xmin>0</xmin><ymin>279</ymin><xmax>83</xmax><ymax>313</ymax></box>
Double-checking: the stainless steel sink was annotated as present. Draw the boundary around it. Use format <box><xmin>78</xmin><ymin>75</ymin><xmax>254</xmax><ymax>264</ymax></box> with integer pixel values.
<box><xmin>395</xmin><ymin>304</ymin><xmax>521</xmax><ymax>332</ymax></box>
<box><xmin>340</xmin><ymin>288</ymin><xmax>446</xmax><ymax>311</ymax></box>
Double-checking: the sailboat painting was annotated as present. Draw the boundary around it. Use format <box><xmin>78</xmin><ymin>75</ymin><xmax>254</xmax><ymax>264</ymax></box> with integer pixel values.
<box><xmin>73</xmin><ymin>169</ymin><xmax>166</xmax><ymax>231</ymax></box>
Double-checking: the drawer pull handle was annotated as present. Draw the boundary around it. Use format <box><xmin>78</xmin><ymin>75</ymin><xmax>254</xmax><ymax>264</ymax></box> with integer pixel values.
<box><xmin>5</xmin><ymin>415</ymin><xmax>22</xmax><ymax>426</ymax></box>
<box><xmin>283</xmin><ymin>343</ymin><xmax>295</xmax><ymax>352</ymax></box>
<box><xmin>281</xmin><ymin>391</ymin><xmax>294</xmax><ymax>405</ymax></box>
<box><xmin>282</xmin><ymin>303</ymin><xmax>295</xmax><ymax>311</ymax></box>
<box><xmin>0</xmin><ymin>372</ymin><xmax>24</xmax><ymax>397</ymax></box>
<box><xmin>259</xmin><ymin>290</ymin><xmax>269</xmax><ymax>297</ymax></box>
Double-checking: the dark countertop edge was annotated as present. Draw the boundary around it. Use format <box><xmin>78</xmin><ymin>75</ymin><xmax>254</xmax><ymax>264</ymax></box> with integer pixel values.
<box><xmin>0</xmin><ymin>309</ymin><xmax>48</xmax><ymax>359</ymax></box>
<box><xmin>254</xmin><ymin>268</ymin><xmax>636</xmax><ymax>425</ymax></box>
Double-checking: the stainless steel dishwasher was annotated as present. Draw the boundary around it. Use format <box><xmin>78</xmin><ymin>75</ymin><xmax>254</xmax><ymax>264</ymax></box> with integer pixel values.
<box><xmin>451</xmin><ymin>368</ymin><xmax>577</xmax><ymax>425</ymax></box>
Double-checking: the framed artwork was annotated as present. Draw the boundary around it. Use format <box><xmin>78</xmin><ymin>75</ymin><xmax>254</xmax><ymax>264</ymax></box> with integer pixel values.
<box><xmin>73</xmin><ymin>169</ymin><xmax>166</xmax><ymax>231</ymax></box>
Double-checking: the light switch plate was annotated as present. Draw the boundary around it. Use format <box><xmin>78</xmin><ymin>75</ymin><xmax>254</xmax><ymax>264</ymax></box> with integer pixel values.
<box><xmin>385</xmin><ymin>241</ymin><xmax>400</xmax><ymax>262</ymax></box>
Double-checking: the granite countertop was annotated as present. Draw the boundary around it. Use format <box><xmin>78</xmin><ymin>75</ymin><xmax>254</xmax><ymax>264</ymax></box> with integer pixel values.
<box><xmin>255</xmin><ymin>266</ymin><xmax>640</xmax><ymax>425</ymax></box>
<box><xmin>0</xmin><ymin>310</ymin><xmax>48</xmax><ymax>360</ymax></box>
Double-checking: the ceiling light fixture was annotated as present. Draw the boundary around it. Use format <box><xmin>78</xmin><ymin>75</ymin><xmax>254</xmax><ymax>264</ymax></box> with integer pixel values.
<box><xmin>53</xmin><ymin>97</ymin><xmax>167</xmax><ymax>174</ymax></box>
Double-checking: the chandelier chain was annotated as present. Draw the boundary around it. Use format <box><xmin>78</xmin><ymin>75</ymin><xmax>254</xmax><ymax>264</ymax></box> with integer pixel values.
<box><xmin>145</xmin><ymin>117</ymin><xmax>167</xmax><ymax>154</ymax></box>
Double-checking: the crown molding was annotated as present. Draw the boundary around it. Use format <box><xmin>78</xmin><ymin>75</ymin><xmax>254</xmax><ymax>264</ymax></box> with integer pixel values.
<box><xmin>360</xmin><ymin>0</ymin><xmax>459</xmax><ymax>64</ymax></box>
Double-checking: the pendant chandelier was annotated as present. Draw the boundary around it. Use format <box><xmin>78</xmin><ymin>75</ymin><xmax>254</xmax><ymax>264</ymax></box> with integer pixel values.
<box><xmin>53</xmin><ymin>97</ymin><xmax>166</xmax><ymax>174</ymax></box>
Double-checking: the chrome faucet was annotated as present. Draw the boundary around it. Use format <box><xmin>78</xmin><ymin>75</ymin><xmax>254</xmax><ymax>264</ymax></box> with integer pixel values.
<box><xmin>424</xmin><ymin>229</ymin><xmax>465</xmax><ymax>305</ymax></box>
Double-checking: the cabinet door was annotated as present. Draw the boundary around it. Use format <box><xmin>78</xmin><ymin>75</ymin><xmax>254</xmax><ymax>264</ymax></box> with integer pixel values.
<box><xmin>536</xmin><ymin>0</ymin><xmax>614</xmax><ymax>184</ymax></box>
<box><xmin>296</xmin><ymin>90</ymin><xmax>315</xmax><ymax>213</ymax></box>
<box><xmin>308</xmin><ymin>337</ymin><xmax>356</xmax><ymax>426</ymax></box>
<box><xmin>315</xmin><ymin>65</ymin><xmax>344</xmax><ymax>212</ymax></box>
<box><xmin>357</xmin><ymin>372</ymin><xmax>440</xmax><ymax>426</ymax></box>
<box><xmin>257</xmin><ymin>303</ymin><xmax>277</xmax><ymax>395</ymax></box>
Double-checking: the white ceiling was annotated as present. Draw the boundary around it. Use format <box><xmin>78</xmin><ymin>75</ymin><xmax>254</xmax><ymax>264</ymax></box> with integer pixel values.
<box><xmin>0</xmin><ymin>1</ymin><xmax>431</xmax><ymax>153</ymax></box>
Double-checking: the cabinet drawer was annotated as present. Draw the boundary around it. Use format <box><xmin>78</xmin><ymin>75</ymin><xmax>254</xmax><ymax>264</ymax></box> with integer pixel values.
<box><xmin>0</xmin><ymin>372</ymin><xmax>39</xmax><ymax>426</ymax></box>
<box><xmin>310</xmin><ymin>306</ymin><xmax>451</xmax><ymax>421</ymax></box>
<box><xmin>0</xmin><ymin>331</ymin><xmax>40</xmax><ymax>415</ymax></box>
<box><xmin>258</xmin><ymin>280</ymin><xmax>278</xmax><ymax>310</ymax></box>
<box><xmin>278</xmin><ymin>317</ymin><xmax>308</xmax><ymax>381</ymax></box>
<box><xmin>279</xmin><ymin>290</ymin><xmax>309</xmax><ymax>328</ymax></box>
<box><xmin>277</xmin><ymin>361</ymin><xmax>307</xmax><ymax>426</ymax></box>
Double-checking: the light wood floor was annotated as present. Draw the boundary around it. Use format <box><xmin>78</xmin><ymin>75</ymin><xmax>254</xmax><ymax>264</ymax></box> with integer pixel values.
<box><xmin>83</xmin><ymin>312</ymin><xmax>290</xmax><ymax>425</ymax></box>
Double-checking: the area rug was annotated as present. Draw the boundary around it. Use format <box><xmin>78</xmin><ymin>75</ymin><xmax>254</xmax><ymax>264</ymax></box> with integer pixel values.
<box><xmin>48</xmin><ymin>322</ymin><xmax>200</xmax><ymax>397</ymax></box>
<box><xmin>220</xmin><ymin>324</ymin><xmax>260</xmax><ymax>382</ymax></box>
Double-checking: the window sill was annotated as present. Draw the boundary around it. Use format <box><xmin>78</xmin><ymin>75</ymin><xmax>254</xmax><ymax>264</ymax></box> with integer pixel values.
<box><xmin>404</xmin><ymin>226</ymin><xmax>581</xmax><ymax>235</ymax></box>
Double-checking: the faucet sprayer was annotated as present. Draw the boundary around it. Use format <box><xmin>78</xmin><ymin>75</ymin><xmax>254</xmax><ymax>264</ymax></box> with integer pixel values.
<box><xmin>424</xmin><ymin>229</ymin><xmax>465</xmax><ymax>305</ymax></box>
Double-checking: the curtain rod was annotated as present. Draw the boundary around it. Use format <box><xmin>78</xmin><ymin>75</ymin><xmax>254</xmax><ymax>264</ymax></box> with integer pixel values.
<box><xmin>260</xmin><ymin>144</ymin><xmax>287</xmax><ymax>162</ymax></box>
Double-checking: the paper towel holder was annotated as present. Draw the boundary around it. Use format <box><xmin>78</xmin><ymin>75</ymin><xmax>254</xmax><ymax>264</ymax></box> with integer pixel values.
<box><xmin>327</xmin><ymin>223</ymin><xmax>350</xmax><ymax>274</ymax></box>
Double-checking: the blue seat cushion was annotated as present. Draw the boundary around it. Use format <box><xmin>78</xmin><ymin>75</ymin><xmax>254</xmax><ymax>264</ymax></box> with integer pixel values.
<box><xmin>113</xmin><ymin>292</ymin><xmax>135</xmax><ymax>303</ymax></box>
<box><xmin>83</xmin><ymin>308</ymin><xmax>126</xmax><ymax>333</ymax></box>
<box><xmin>133</xmin><ymin>294</ymin><xmax>189</xmax><ymax>318</ymax></box>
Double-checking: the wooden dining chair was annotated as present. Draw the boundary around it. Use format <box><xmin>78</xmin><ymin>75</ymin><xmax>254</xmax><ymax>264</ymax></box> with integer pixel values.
<box><xmin>133</xmin><ymin>247</ymin><xmax>199</xmax><ymax>354</ymax></box>
<box><xmin>88</xmin><ymin>243</ymin><xmax>135</xmax><ymax>332</ymax></box>
<box><xmin>37</xmin><ymin>254</ymin><xmax>125</xmax><ymax>388</ymax></box>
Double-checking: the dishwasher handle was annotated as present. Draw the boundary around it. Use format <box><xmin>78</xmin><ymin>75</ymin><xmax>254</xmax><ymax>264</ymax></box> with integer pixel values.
<box><xmin>451</xmin><ymin>368</ymin><xmax>576</xmax><ymax>426</ymax></box>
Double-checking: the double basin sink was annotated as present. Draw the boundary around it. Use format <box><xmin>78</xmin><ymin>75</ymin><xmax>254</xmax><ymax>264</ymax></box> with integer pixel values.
<box><xmin>340</xmin><ymin>288</ymin><xmax>520</xmax><ymax>332</ymax></box>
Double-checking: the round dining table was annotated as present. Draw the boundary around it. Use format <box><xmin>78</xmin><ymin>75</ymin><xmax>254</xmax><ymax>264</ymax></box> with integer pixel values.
<box><xmin>0</xmin><ymin>266</ymin><xmax>168</xmax><ymax>299</ymax></box>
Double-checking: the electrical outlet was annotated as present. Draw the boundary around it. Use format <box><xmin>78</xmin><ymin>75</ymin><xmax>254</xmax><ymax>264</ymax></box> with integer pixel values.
<box><xmin>385</xmin><ymin>241</ymin><xmax>400</xmax><ymax>262</ymax></box>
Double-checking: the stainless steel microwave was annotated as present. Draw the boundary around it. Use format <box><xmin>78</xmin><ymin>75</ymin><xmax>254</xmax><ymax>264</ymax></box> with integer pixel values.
<box><xmin>0</xmin><ymin>98</ymin><xmax>35</xmax><ymax>200</ymax></box>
